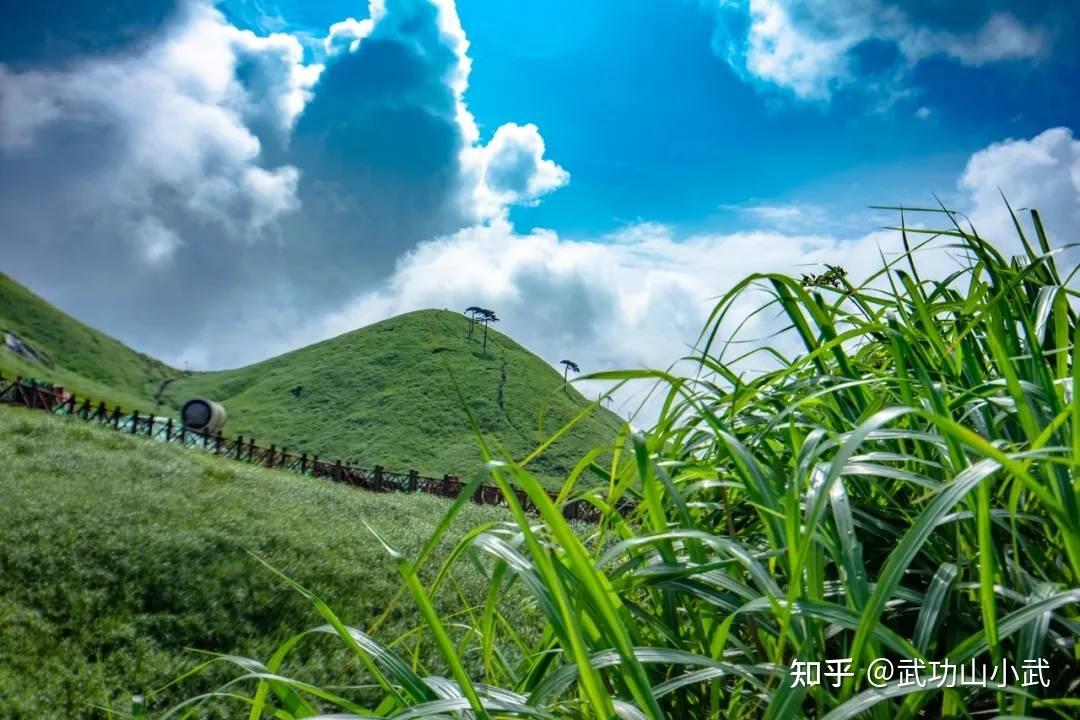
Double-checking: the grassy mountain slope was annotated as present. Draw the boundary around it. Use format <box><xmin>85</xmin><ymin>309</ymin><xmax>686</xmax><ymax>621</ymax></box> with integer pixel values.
<box><xmin>0</xmin><ymin>272</ymin><xmax>624</xmax><ymax>487</ymax></box>
<box><xmin>0</xmin><ymin>272</ymin><xmax>176</xmax><ymax>409</ymax></box>
<box><xmin>161</xmin><ymin>310</ymin><xmax>623</xmax><ymax>486</ymax></box>
<box><xmin>0</xmin><ymin>407</ymin><xmax>517</xmax><ymax>719</ymax></box>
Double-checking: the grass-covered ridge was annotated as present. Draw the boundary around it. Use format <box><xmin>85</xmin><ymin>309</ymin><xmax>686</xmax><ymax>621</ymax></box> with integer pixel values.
<box><xmin>185</xmin><ymin>207</ymin><xmax>1080</xmax><ymax>718</ymax></box>
<box><xmin>0</xmin><ymin>272</ymin><xmax>623</xmax><ymax>485</ymax></box>
<box><xmin>0</xmin><ymin>272</ymin><xmax>175</xmax><ymax>409</ymax></box>
<box><xmin>0</xmin><ymin>406</ymin><xmax>520</xmax><ymax>719</ymax></box>
<box><xmin>159</xmin><ymin>309</ymin><xmax>623</xmax><ymax>487</ymax></box>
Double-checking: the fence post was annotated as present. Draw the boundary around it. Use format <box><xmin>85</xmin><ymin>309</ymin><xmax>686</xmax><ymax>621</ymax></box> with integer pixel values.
<box><xmin>80</xmin><ymin>397</ymin><xmax>91</xmax><ymax>419</ymax></box>
<box><xmin>233</xmin><ymin>435</ymin><xmax>243</xmax><ymax>459</ymax></box>
<box><xmin>335</xmin><ymin>459</ymin><xmax>343</xmax><ymax>481</ymax></box>
<box><xmin>146</xmin><ymin>414</ymin><xmax>154</xmax><ymax>438</ymax></box>
<box><xmin>248</xmin><ymin>437</ymin><xmax>256</xmax><ymax>462</ymax></box>
<box><xmin>130</xmin><ymin>410</ymin><xmax>139</xmax><ymax>434</ymax></box>
<box><xmin>441</xmin><ymin>473</ymin><xmax>450</xmax><ymax>497</ymax></box>
<box><xmin>280</xmin><ymin>448</ymin><xmax>288</xmax><ymax>468</ymax></box>
<box><xmin>299</xmin><ymin>452</ymin><xmax>307</xmax><ymax>474</ymax></box>
<box><xmin>165</xmin><ymin>418</ymin><xmax>173</xmax><ymax>442</ymax></box>
<box><xmin>95</xmin><ymin>401</ymin><xmax>106</xmax><ymax>421</ymax></box>
<box><xmin>66</xmin><ymin>393</ymin><xmax>76</xmax><ymax>414</ymax></box>
<box><xmin>215</xmin><ymin>433</ymin><xmax>224</xmax><ymax>455</ymax></box>
<box><xmin>266</xmin><ymin>444</ymin><xmax>276</xmax><ymax>467</ymax></box>
<box><xmin>375</xmin><ymin>465</ymin><xmax>386</xmax><ymax>491</ymax></box>
<box><xmin>312</xmin><ymin>455</ymin><xmax>320</xmax><ymax>476</ymax></box>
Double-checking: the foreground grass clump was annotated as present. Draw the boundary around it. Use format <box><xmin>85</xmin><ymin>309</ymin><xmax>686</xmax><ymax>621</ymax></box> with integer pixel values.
<box><xmin>0</xmin><ymin>407</ymin><xmax>519</xmax><ymax>719</ymax></box>
<box><xmin>188</xmin><ymin>207</ymin><xmax>1079</xmax><ymax>718</ymax></box>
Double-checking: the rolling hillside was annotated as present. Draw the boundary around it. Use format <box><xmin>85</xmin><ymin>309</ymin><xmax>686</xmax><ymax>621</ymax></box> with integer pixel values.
<box><xmin>0</xmin><ymin>406</ymin><xmax>519</xmax><ymax>718</ymax></box>
<box><xmin>0</xmin><ymin>273</ymin><xmax>177</xmax><ymax>409</ymax></box>
<box><xmin>0</xmin><ymin>272</ymin><xmax>623</xmax><ymax>486</ymax></box>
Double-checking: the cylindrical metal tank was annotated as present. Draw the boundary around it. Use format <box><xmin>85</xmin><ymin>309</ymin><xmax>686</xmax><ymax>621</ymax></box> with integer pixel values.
<box><xmin>180</xmin><ymin>398</ymin><xmax>227</xmax><ymax>434</ymax></box>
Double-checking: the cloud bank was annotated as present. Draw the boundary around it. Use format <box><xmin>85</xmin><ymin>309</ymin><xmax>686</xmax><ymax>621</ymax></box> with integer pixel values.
<box><xmin>284</xmin><ymin>125</ymin><xmax>1080</xmax><ymax>418</ymax></box>
<box><xmin>710</xmin><ymin>0</ymin><xmax>1053</xmax><ymax>100</ymax></box>
<box><xmin>0</xmin><ymin>0</ymin><xmax>565</xmax><ymax>364</ymax></box>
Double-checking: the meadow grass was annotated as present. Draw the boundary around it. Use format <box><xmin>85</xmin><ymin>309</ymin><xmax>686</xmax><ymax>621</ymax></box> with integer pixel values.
<box><xmin>178</xmin><ymin>206</ymin><xmax>1080</xmax><ymax>718</ymax></box>
<box><xmin>0</xmin><ymin>407</ymin><xmax>526</xmax><ymax>719</ymax></box>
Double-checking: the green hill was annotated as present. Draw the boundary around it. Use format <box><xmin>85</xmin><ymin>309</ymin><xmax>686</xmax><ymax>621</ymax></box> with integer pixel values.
<box><xmin>0</xmin><ymin>272</ymin><xmax>623</xmax><ymax>487</ymax></box>
<box><xmin>159</xmin><ymin>310</ymin><xmax>622</xmax><ymax>486</ymax></box>
<box><xmin>0</xmin><ymin>273</ymin><xmax>176</xmax><ymax>409</ymax></box>
<box><xmin>0</xmin><ymin>406</ymin><xmax>518</xmax><ymax>719</ymax></box>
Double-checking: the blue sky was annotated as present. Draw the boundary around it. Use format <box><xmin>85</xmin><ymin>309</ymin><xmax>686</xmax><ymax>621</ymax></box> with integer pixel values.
<box><xmin>467</xmin><ymin>0</ymin><xmax>1079</xmax><ymax>235</ymax></box>
<box><xmin>461</xmin><ymin>0</ymin><xmax>955</xmax><ymax>234</ymax></box>
<box><xmin>2</xmin><ymin>0</ymin><xmax>1079</xmax><ymax>408</ymax></box>
<box><xmin>214</xmin><ymin>0</ymin><xmax>1080</xmax><ymax>235</ymax></box>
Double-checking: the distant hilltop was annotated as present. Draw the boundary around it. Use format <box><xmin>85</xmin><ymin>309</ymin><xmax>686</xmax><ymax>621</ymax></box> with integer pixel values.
<box><xmin>0</xmin><ymin>273</ymin><xmax>623</xmax><ymax>487</ymax></box>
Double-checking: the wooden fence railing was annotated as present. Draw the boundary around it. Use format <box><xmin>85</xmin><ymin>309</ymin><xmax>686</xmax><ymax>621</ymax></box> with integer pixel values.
<box><xmin>0</xmin><ymin>374</ymin><xmax>635</xmax><ymax>523</ymax></box>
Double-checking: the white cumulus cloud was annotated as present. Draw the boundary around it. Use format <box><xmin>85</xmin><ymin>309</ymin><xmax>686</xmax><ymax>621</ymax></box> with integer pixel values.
<box><xmin>323</xmin><ymin>0</ymin><xmax>566</xmax><ymax>223</ymax></box>
<box><xmin>962</xmin><ymin>127</ymin><xmax>1080</xmax><ymax>250</ymax></box>
<box><xmin>900</xmin><ymin>12</ymin><xmax>1047</xmax><ymax>66</ymax></box>
<box><xmin>465</xmin><ymin>123</ymin><xmax>570</xmax><ymax>219</ymax></box>
<box><xmin>0</xmin><ymin>0</ymin><xmax>319</xmax><ymax>260</ymax></box>
<box><xmin>281</xmin><ymin>217</ymin><xmax>905</xmax><ymax>419</ymax></box>
<box><xmin>713</xmin><ymin>0</ymin><xmax>1049</xmax><ymax>100</ymax></box>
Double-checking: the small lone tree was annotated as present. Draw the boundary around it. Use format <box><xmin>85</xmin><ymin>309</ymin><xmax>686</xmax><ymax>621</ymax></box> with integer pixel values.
<box><xmin>560</xmin><ymin>359</ymin><xmax>580</xmax><ymax>382</ymax></box>
<box><xmin>464</xmin><ymin>306</ymin><xmax>483</xmax><ymax>339</ymax></box>
<box><xmin>479</xmin><ymin>309</ymin><xmax>499</xmax><ymax>352</ymax></box>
